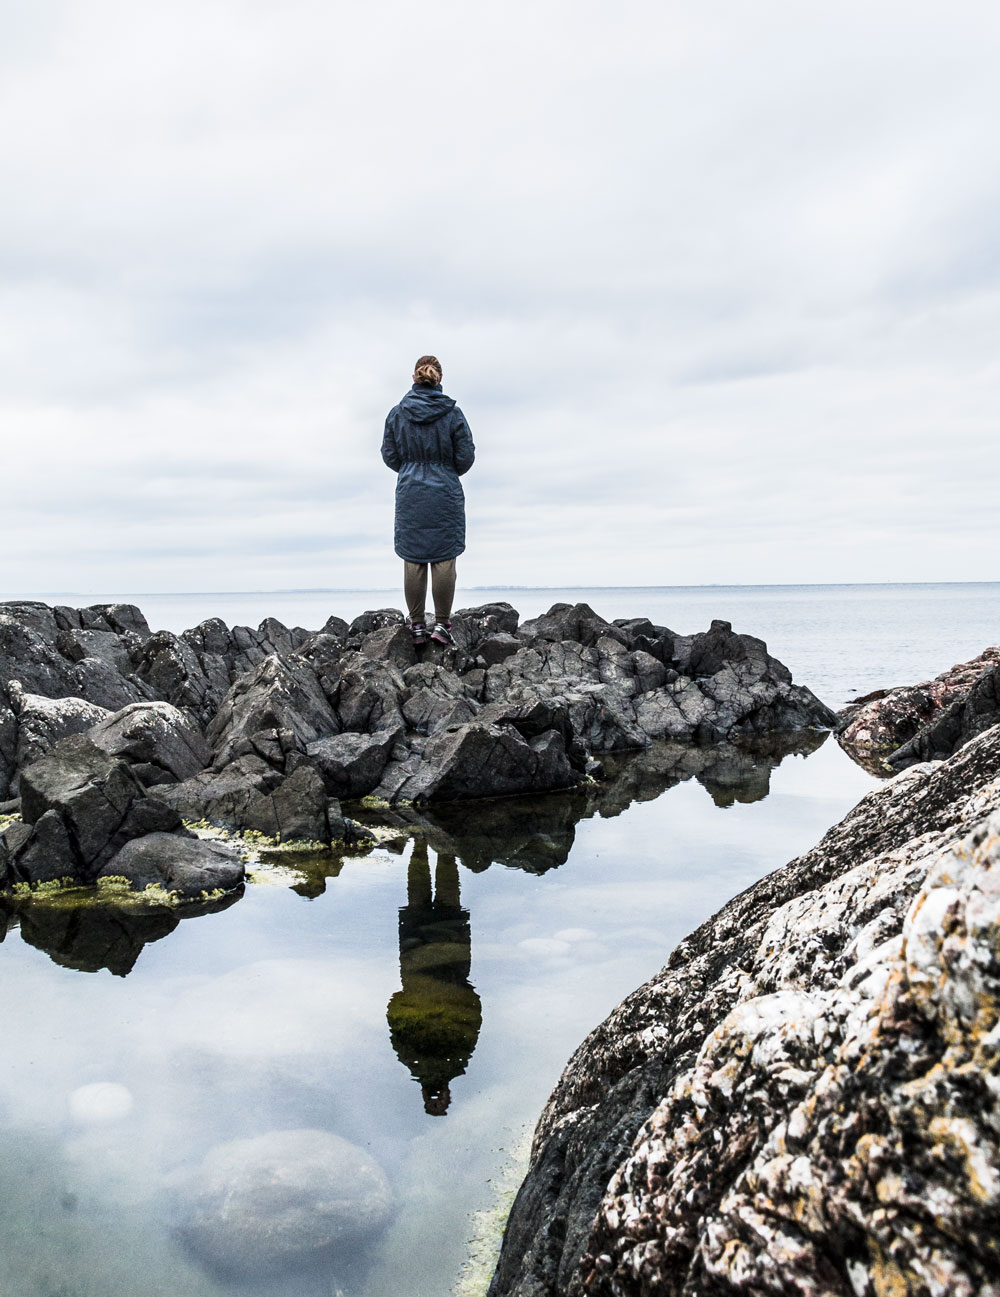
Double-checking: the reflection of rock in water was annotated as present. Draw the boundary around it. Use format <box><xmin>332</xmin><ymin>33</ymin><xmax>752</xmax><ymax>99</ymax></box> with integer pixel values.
<box><xmin>13</xmin><ymin>890</ymin><xmax>242</xmax><ymax>977</ymax></box>
<box><xmin>368</xmin><ymin>733</ymin><xmax>829</xmax><ymax>875</ymax></box>
<box><xmin>386</xmin><ymin>842</ymin><xmax>482</xmax><ymax>1115</ymax></box>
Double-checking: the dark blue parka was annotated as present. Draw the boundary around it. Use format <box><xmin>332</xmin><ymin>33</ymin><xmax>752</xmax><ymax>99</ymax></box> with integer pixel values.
<box><xmin>381</xmin><ymin>384</ymin><xmax>475</xmax><ymax>563</ymax></box>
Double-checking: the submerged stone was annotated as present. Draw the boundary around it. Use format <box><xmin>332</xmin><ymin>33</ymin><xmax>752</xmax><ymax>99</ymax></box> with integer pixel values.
<box><xmin>176</xmin><ymin>1128</ymin><xmax>393</xmax><ymax>1276</ymax></box>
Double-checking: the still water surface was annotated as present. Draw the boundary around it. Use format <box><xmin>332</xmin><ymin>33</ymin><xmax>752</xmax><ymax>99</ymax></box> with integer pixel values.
<box><xmin>0</xmin><ymin>584</ymin><xmax>995</xmax><ymax>1295</ymax></box>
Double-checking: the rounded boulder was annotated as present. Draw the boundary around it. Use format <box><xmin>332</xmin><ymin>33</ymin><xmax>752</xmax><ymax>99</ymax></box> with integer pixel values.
<box><xmin>176</xmin><ymin>1128</ymin><xmax>392</xmax><ymax>1275</ymax></box>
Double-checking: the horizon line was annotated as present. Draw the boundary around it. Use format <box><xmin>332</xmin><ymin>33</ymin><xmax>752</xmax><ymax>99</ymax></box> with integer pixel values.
<box><xmin>3</xmin><ymin>579</ymin><xmax>998</xmax><ymax>598</ymax></box>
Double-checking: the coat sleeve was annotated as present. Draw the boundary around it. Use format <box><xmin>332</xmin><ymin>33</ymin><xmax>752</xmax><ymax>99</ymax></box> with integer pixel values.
<box><xmin>381</xmin><ymin>413</ymin><xmax>401</xmax><ymax>472</ymax></box>
<box><xmin>451</xmin><ymin>409</ymin><xmax>475</xmax><ymax>476</ymax></box>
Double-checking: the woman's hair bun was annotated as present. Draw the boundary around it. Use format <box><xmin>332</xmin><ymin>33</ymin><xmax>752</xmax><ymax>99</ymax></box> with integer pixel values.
<box><xmin>413</xmin><ymin>354</ymin><xmax>443</xmax><ymax>386</ymax></box>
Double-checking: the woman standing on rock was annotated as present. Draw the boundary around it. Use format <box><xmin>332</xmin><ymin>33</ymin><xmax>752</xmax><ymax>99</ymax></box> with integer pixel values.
<box><xmin>381</xmin><ymin>356</ymin><xmax>475</xmax><ymax>647</ymax></box>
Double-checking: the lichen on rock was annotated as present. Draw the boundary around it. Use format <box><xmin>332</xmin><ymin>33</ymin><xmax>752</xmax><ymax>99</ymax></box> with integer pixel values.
<box><xmin>489</xmin><ymin>721</ymin><xmax>1000</xmax><ymax>1296</ymax></box>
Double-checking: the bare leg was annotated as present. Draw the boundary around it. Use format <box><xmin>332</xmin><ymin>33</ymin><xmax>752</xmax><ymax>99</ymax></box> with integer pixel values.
<box><xmin>403</xmin><ymin>561</ymin><xmax>429</xmax><ymax>625</ymax></box>
<box><xmin>430</xmin><ymin>559</ymin><xmax>457</xmax><ymax>623</ymax></box>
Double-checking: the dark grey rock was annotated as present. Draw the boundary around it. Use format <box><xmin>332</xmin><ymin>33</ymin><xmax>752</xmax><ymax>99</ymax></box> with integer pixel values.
<box><xmin>476</xmin><ymin>633</ymin><xmax>523</xmax><ymax>667</ymax></box>
<box><xmin>348</xmin><ymin>608</ymin><xmax>405</xmax><ymax>638</ymax></box>
<box><xmin>207</xmin><ymin>653</ymin><xmax>339</xmax><ymax>769</ymax></box>
<box><xmin>55</xmin><ymin>628</ymin><xmax>134</xmax><ymax>674</ymax></box>
<box><xmin>361</xmin><ymin>623</ymin><xmax>417</xmax><ymax>669</ymax></box>
<box><xmin>331</xmin><ymin>654</ymin><xmax>405</xmax><ymax>734</ymax></box>
<box><xmin>3</xmin><ymin>811</ymin><xmax>76</xmax><ymax>885</ymax></box>
<box><xmin>242</xmin><ymin>765</ymin><xmax>330</xmax><ymax>843</ymax></box>
<box><xmin>2</xmin><ymin>599</ymin><xmax>836</xmax><ymax>814</ymax></box>
<box><xmin>8</xmin><ymin>682</ymin><xmax>111</xmax><ymax>785</ymax></box>
<box><xmin>99</xmin><ymin>832</ymin><xmax>244</xmax><ymax>897</ymax></box>
<box><xmin>86</xmin><ymin>602</ymin><xmax>153</xmax><ymax>641</ymax></box>
<box><xmin>154</xmin><ymin>754</ymin><xmax>282</xmax><ymax>828</ymax></box>
<box><xmin>395</xmin><ymin>721</ymin><xmax>578</xmax><ymax>802</ymax></box>
<box><xmin>0</xmin><ymin>689</ymin><xmax>15</xmax><ymax>800</ymax></box>
<box><xmin>631</xmin><ymin>649</ymin><xmax>667</xmax><ymax>694</ymax></box>
<box><xmin>319</xmin><ymin>614</ymin><xmax>350</xmax><ymax>639</ymax></box>
<box><xmin>401</xmin><ymin>664</ymin><xmax>480</xmax><ymax>736</ymax></box>
<box><xmin>17</xmin><ymin>734</ymin><xmax>184</xmax><ymax>880</ymax></box>
<box><xmin>450</xmin><ymin>602</ymin><xmax>520</xmax><ymax>653</ymax></box>
<box><xmin>613</xmin><ymin>617</ymin><xmax>675</xmax><ymax>664</ymax></box>
<box><xmin>69</xmin><ymin>654</ymin><xmax>155</xmax><ymax>711</ymax></box>
<box><xmin>88</xmin><ymin>701</ymin><xmax>213</xmax><ymax>784</ymax></box>
<box><xmin>519</xmin><ymin>602</ymin><xmax>625</xmax><ymax>649</ymax></box>
<box><xmin>135</xmin><ymin>630</ymin><xmax>232</xmax><ymax>724</ymax></box>
<box><xmin>306</xmin><ymin>730</ymin><xmax>400</xmax><ymax>799</ymax></box>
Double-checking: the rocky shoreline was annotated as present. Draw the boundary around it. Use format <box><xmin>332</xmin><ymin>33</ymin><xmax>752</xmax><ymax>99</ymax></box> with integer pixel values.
<box><xmin>489</xmin><ymin>660</ymin><xmax>1000</xmax><ymax>1295</ymax></box>
<box><xmin>0</xmin><ymin>599</ymin><xmax>834</xmax><ymax>898</ymax></box>
<box><xmin>836</xmin><ymin>646</ymin><xmax>1000</xmax><ymax>774</ymax></box>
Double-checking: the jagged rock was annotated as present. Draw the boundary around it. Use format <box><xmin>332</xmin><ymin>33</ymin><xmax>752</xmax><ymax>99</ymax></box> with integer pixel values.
<box><xmin>488</xmin><ymin>723</ymin><xmax>1000</xmax><ymax>1297</ymax></box>
<box><xmin>1</xmin><ymin>599</ymin><xmax>835</xmax><ymax>817</ymax></box>
<box><xmin>154</xmin><ymin>754</ymin><xmax>282</xmax><ymax>827</ymax></box>
<box><xmin>207</xmin><ymin>653</ymin><xmax>339</xmax><ymax>770</ymax></box>
<box><xmin>241</xmin><ymin>765</ymin><xmax>330</xmax><ymax>842</ymax></box>
<box><xmin>98</xmin><ymin>832</ymin><xmax>244</xmax><ymax>898</ymax></box>
<box><xmin>134</xmin><ymin>630</ymin><xmax>231</xmax><ymax>723</ymax></box>
<box><xmin>348</xmin><ymin>608</ymin><xmax>405</xmax><ymax>638</ymax></box>
<box><xmin>476</xmin><ymin>633</ymin><xmax>522</xmax><ymax>666</ymax></box>
<box><xmin>361</xmin><ymin>623</ymin><xmax>417</xmax><ymax>669</ymax></box>
<box><xmin>331</xmin><ymin>653</ymin><xmax>405</xmax><ymax>734</ymax></box>
<box><xmin>394</xmin><ymin>721</ymin><xmax>577</xmax><ymax>802</ymax></box>
<box><xmin>176</xmin><ymin>1128</ymin><xmax>393</xmax><ymax>1277</ymax></box>
<box><xmin>613</xmin><ymin>617</ymin><xmax>675</xmax><ymax>664</ymax></box>
<box><xmin>837</xmin><ymin>646</ymin><xmax>1000</xmax><ymax>769</ymax></box>
<box><xmin>888</xmin><ymin>659</ymin><xmax>1000</xmax><ymax>769</ymax></box>
<box><xmin>306</xmin><ymin>730</ymin><xmax>400</xmax><ymax>799</ymax></box>
<box><xmin>55</xmin><ymin>627</ymin><xmax>135</xmax><ymax>674</ymax></box>
<box><xmin>630</xmin><ymin>649</ymin><xmax>668</xmax><ymax>694</ymax></box>
<box><xmin>450</xmin><ymin>602</ymin><xmax>520</xmax><ymax>653</ymax></box>
<box><xmin>1</xmin><ymin>602</ymin><xmax>147</xmax><ymax>710</ymax></box>
<box><xmin>1</xmin><ymin>811</ymin><xmax>75</xmax><ymax>885</ymax></box>
<box><xmin>519</xmin><ymin>601</ymin><xmax>625</xmax><ymax>649</ymax></box>
<box><xmin>6</xmin><ymin>683</ymin><xmax>111</xmax><ymax>792</ymax></box>
<box><xmin>16</xmin><ymin>734</ymin><xmax>185</xmax><ymax>882</ymax></box>
<box><xmin>53</xmin><ymin>602</ymin><xmax>152</xmax><ymax>641</ymax></box>
<box><xmin>401</xmin><ymin>663</ymin><xmax>479</xmax><ymax>736</ymax></box>
<box><xmin>87</xmin><ymin>701</ymin><xmax>213</xmax><ymax>785</ymax></box>
<box><xmin>319</xmin><ymin>613</ymin><xmax>350</xmax><ymax>639</ymax></box>
<box><xmin>0</xmin><ymin>689</ymin><xmax>15</xmax><ymax>800</ymax></box>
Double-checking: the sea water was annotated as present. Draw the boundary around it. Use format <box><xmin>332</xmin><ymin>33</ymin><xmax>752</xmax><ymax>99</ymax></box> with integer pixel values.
<box><xmin>0</xmin><ymin>583</ymin><xmax>995</xmax><ymax>1295</ymax></box>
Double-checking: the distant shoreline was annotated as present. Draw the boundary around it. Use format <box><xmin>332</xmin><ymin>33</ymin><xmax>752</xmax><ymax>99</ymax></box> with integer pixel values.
<box><xmin>3</xmin><ymin>579</ymin><xmax>998</xmax><ymax>599</ymax></box>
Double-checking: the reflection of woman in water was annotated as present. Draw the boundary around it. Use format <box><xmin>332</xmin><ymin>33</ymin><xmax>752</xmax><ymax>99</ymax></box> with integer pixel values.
<box><xmin>386</xmin><ymin>842</ymin><xmax>482</xmax><ymax>1116</ymax></box>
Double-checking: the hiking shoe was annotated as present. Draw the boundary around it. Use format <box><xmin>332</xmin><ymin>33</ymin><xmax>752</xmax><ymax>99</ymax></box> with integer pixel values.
<box><xmin>410</xmin><ymin>622</ymin><xmax>429</xmax><ymax>646</ymax></box>
<box><xmin>430</xmin><ymin>621</ymin><xmax>455</xmax><ymax>646</ymax></box>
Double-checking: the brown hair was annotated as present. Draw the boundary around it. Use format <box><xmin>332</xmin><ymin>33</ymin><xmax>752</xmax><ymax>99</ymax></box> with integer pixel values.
<box><xmin>413</xmin><ymin>354</ymin><xmax>443</xmax><ymax>386</ymax></box>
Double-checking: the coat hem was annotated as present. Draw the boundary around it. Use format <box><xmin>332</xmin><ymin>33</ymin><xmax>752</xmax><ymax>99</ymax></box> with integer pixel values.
<box><xmin>394</xmin><ymin>546</ymin><xmax>466</xmax><ymax>564</ymax></box>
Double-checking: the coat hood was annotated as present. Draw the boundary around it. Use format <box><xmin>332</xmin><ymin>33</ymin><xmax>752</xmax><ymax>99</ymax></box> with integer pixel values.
<box><xmin>398</xmin><ymin>384</ymin><xmax>457</xmax><ymax>424</ymax></box>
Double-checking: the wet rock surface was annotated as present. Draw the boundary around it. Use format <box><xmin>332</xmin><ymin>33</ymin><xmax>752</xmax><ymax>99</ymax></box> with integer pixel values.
<box><xmin>837</xmin><ymin>645</ymin><xmax>1000</xmax><ymax>772</ymax></box>
<box><xmin>98</xmin><ymin>832</ymin><xmax>244</xmax><ymax>899</ymax></box>
<box><xmin>0</xmin><ymin>599</ymin><xmax>834</xmax><ymax>884</ymax></box>
<box><xmin>488</xmin><ymin>720</ymin><xmax>1000</xmax><ymax>1297</ymax></box>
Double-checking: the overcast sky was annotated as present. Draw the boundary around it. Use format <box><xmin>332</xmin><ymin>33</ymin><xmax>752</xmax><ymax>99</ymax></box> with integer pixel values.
<box><xmin>2</xmin><ymin>0</ymin><xmax>998</xmax><ymax>594</ymax></box>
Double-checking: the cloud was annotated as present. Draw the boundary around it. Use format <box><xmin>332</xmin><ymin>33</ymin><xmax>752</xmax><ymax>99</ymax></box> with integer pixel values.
<box><xmin>1</xmin><ymin>0</ymin><xmax>998</xmax><ymax>592</ymax></box>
